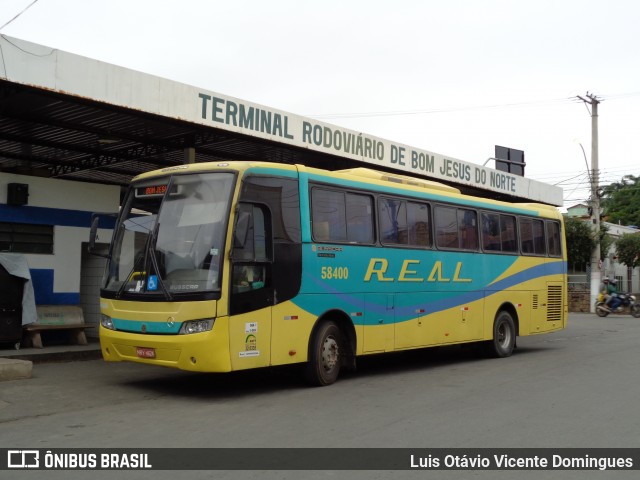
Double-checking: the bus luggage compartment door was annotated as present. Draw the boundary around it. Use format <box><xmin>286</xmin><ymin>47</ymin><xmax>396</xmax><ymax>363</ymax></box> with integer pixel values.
<box><xmin>363</xmin><ymin>294</ymin><xmax>394</xmax><ymax>353</ymax></box>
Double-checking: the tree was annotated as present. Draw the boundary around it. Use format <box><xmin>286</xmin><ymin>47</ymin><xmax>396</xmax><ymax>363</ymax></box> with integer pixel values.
<box><xmin>564</xmin><ymin>217</ymin><xmax>595</xmax><ymax>271</ymax></box>
<box><xmin>601</xmin><ymin>175</ymin><xmax>640</xmax><ymax>226</ymax></box>
<box><xmin>615</xmin><ymin>233</ymin><xmax>640</xmax><ymax>270</ymax></box>
<box><xmin>614</xmin><ymin>233</ymin><xmax>640</xmax><ymax>292</ymax></box>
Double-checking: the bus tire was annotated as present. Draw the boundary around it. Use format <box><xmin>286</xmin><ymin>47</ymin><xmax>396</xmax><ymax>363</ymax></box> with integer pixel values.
<box><xmin>305</xmin><ymin>320</ymin><xmax>342</xmax><ymax>386</ymax></box>
<box><xmin>486</xmin><ymin>311</ymin><xmax>516</xmax><ymax>358</ymax></box>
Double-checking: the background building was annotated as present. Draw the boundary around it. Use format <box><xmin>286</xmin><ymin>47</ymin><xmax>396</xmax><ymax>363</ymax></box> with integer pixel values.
<box><xmin>1</xmin><ymin>174</ymin><xmax>118</xmax><ymax>335</ymax></box>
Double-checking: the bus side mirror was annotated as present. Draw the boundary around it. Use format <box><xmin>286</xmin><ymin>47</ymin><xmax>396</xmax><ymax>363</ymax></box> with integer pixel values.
<box><xmin>88</xmin><ymin>213</ymin><xmax>116</xmax><ymax>258</ymax></box>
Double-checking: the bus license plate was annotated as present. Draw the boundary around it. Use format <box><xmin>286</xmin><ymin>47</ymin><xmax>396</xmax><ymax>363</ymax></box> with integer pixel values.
<box><xmin>136</xmin><ymin>347</ymin><xmax>156</xmax><ymax>359</ymax></box>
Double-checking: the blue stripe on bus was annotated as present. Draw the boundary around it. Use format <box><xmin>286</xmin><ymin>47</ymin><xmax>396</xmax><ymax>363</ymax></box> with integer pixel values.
<box><xmin>295</xmin><ymin>260</ymin><xmax>566</xmax><ymax>325</ymax></box>
<box><xmin>397</xmin><ymin>261</ymin><xmax>567</xmax><ymax>319</ymax></box>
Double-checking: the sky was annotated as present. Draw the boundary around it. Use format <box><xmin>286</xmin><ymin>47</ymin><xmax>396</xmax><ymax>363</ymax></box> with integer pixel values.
<box><xmin>1</xmin><ymin>0</ymin><xmax>639</xmax><ymax>208</ymax></box>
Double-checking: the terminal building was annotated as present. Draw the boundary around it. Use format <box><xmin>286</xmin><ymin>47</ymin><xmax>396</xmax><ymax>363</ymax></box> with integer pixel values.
<box><xmin>0</xmin><ymin>35</ymin><xmax>562</xmax><ymax>340</ymax></box>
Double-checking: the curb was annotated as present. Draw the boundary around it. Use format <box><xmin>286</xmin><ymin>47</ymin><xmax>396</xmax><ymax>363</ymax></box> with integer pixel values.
<box><xmin>5</xmin><ymin>348</ymin><xmax>103</xmax><ymax>364</ymax></box>
<box><xmin>0</xmin><ymin>358</ymin><xmax>33</xmax><ymax>381</ymax></box>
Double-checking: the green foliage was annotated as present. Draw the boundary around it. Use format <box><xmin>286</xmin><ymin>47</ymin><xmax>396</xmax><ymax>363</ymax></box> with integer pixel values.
<box><xmin>565</xmin><ymin>217</ymin><xmax>595</xmax><ymax>269</ymax></box>
<box><xmin>615</xmin><ymin>233</ymin><xmax>640</xmax><ymax>269</ymax></box>
<box><xmin>601</xmin><ymin>175</ymin><xmax>640</xmax><ymax>227</ymax></box>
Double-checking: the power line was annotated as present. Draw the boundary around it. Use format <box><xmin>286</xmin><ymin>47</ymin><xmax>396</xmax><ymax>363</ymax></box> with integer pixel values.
<box><xmin>0</xmin><ymin>0</ymin><xmax>39</xmax><ymax>31</ymax></box>
<box><xmin>307</xmin><ymin>96</ymin><xmax>577</xmax><ymax>119</ymax></box>
<box><xmin>307</xmin><ymin>91</ymin><xmax>640</xmax><ymax>120</ymax></box>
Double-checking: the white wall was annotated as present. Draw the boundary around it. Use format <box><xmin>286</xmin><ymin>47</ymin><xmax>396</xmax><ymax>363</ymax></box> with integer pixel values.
<box><xmin>0</xmin><ymin>173</ymin><xmax>119</xmax><ymax>304</ymax></box>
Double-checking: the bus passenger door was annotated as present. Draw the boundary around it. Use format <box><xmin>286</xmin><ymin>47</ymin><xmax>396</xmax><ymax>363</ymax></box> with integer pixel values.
<box><xmin>228</xmin><ymin>203</ymin><xmax>274</xmax><ymax>370</ymax></box>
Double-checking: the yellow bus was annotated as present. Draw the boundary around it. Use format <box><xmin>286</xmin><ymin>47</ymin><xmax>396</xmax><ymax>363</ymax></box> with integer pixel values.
<box><xmin>92</xmin><ymin>161</ymin><xmax>567</xmax><ymax>385</ymax></box>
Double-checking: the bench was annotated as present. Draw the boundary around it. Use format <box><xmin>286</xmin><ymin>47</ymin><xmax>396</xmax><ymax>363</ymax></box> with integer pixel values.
<box><xmin>22</xmin><ymin>323</ymin><xmax>94</xmax><ymax>349</ymax></box>
<box><xmin>21</xmin><ymin>305</ymin><xmax>94</xmax><ymax>349</ymax></box>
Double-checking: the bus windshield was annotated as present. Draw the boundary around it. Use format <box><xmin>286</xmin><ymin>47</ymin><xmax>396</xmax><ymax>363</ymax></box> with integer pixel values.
<box><xmin>103</xmin><ymin>172</ymin><xmax>235</xmax><ymax>298</ymax></box>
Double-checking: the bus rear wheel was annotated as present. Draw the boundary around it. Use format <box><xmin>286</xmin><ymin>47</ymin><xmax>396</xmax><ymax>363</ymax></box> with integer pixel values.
<box><xmin>305</xmin><ymin>320</ymin><xmax>342</xmax><ymax>386</ymax></box>
<box><xmin>485</xmin><ymin>311</ymin><xmax>516</xmax><ymax>358</ymax></box>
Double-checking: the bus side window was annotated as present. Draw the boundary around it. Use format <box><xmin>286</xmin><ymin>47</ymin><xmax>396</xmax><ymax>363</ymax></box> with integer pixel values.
<box><xmin>346</xmin><ymin>193</ymin><xmax>374</xmax><ymax>244</ymax></box>
<box><xmin>521</xmin><ymin>217</ymin><xmax>546</xmax><ymax>255</ymax></box>
<box><xmin>500</xmin><ymin>215</ymin><xmax>518</xmax><ymax>252</ymax></box>
<box><xmin>380</xmin><ymin>198</ymin><xmax>407</xmax><ymax>245</ymax></box>
<box><xmin>407</xmin><ymin>202</ymin><xmax>431</xmax><ymax>247</ymax></box>
<box><xmin>458</xmin><ymin>208</ymin><xmax>478</xmax><ymax>250</ymax></box>
<box><xmin>311</xmin><ymin>188</ymin><xmax>346</xmax><ymax>243</ymax></box>
<box><xmin>547</xmin><ymin>220</ymin><xmax>562</xmax><ymax>257</ymax></box>
<box><xmin>482</xmin><ymin>212</ymin><xmax>501</xmax><ymax>251</ymax></box>
<box><xmin>311</xmin><ymin>188</ymin><xmax>373</xmax><ymax>244</ymax></box>
<box><xmin>520</xmin><ymin>218</ymin><xmax>531</xmax><ymax>253</ymax></box>
<box><xmin>435</xmin><ymin>206</ymin><xmax>458</xmax><ymax>249</ymax></box>
<box><xmin>532</xmin><ymin>219</ymin><xmax>546</xmax><ymax>254</ymax></box>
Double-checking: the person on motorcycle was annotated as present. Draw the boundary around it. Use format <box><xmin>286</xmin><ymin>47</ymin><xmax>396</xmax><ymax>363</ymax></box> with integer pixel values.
<box><xmin>600</xmin><ymin>277</ymin><xmax>611</xmax><ymax>303</ymax></box>
<box><xmin>605</xmin><ymin>278</ymin><xmax>622</xmax><ymax>311</ymax></box>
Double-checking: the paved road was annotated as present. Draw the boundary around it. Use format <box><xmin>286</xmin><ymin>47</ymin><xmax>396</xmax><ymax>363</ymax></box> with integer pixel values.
<box><xmin>1</xmin><ymin>313</ymin><xmax>639</xmax><ymax>479</ymax></box>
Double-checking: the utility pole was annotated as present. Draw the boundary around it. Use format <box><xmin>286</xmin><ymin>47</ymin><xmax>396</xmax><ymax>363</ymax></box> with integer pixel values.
<box><xmin>577</xmin><ymin>92</ymin><xmax>601</xmax><ymax>313</ymax></box>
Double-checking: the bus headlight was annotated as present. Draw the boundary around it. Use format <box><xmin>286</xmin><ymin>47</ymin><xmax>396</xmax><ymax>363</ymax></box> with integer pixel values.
<box><xmin>179</xmin><ymin>319</ymin><xmax>215</xmax><ymax>335</ymax></box>
<box><xmin>101</xmin><ymin>314</ymin><xmax>115</xmax><ymax>330</ymax></box>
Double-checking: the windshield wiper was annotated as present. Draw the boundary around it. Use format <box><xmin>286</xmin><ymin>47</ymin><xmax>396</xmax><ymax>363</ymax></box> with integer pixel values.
<box><xmin>114</xmin><ymin>220</ymin><xmax>172</xmax><ymax>301</ymax></box>
<box><xmin>148</xmin><ymin>222</ymin><xmax>173</xmax><ymax>301</ymax></box>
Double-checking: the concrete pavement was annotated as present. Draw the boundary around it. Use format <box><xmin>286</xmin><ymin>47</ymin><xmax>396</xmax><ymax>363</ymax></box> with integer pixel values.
<box><xmin>0</xmin><ymin>312</ymin><xmax>614</xmax><ymax>381</ymax></box>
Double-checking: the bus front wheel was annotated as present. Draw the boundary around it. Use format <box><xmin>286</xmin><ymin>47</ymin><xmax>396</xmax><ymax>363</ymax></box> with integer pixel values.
<box><xmin>486</xmin><ymin>311</ymin><xmax>516</xmax><ymax>358</ymax></box>
<box><xmin>305</xmin><ymin>320</ymin><xmax>342</xmax><ymax>386</ymax></box>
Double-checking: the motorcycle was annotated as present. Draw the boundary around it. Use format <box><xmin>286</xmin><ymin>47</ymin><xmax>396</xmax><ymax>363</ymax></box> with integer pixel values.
<box><xmin>595</xmin><ymin>292</ymin><xmax>640</xmax><ymax>318</ymax></box>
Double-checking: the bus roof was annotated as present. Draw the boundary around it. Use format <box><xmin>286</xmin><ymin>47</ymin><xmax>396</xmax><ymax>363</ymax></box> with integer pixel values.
<box><xmin>133</xmin><ymin>161</ymin><xmax>562</xmax><ymax>219</ymax></box>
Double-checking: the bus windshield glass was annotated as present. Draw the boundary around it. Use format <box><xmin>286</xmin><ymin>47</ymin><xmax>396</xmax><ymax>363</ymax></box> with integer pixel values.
<box><xmin>103</xmin><ymin>172</ymin><xmax>235</xmax><ymax>297</ymax></box>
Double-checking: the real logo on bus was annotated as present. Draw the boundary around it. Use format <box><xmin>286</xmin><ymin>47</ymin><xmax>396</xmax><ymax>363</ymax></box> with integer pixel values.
<box><xmin>364</xmin><ymin>258</ymin><xmax>472</xmax><ymax>283</ymax></box>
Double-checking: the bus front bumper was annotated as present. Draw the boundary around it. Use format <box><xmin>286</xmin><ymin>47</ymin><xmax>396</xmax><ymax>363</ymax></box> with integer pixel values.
<box><xmin>99</xmin><ymin>319</ymin><xmax>231</xmax><ymax>372</ymax></box>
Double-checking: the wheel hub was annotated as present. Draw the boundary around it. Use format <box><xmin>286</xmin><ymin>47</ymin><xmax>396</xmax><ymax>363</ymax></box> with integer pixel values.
<box><xmin>498</xmin><ymin>323</ymin><xmax>511</xmax><ymax>347</ymax></box>
<box><xmin>321</xmin><ymin>335</ymin><xmax>339</xmax><ymax>371</ymax></box>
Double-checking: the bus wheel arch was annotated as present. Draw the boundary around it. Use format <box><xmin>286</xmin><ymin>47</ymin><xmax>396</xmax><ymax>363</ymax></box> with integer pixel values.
<box><xmin>497</xmin><ymin>302</ymin><xmax>519</xmax><ymax>336</ymax></box>
<box><xmin>485</xmin><ymin>305</ymin><xmax>518</xmax><ymax>358</ymax></box>
<box><xmin>305</xmin><ymin>310</ymin><xmax>356</xmax><ymax>386</ymax></box>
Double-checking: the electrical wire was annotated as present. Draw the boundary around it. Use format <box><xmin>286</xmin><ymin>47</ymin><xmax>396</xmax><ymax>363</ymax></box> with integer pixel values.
<box><xmin>307</xmin><ymin>96</ymin><xmax>578</xmax><ymax>119</ymax></box>
<box><xmin>308</xmin><ymin>91</ymin><xmax>640</xmax><ymax>120</ymax></box>
<box><xmin>0</xmin><ymin>0</ymin><xmax>40</xmax><ymax>31</ymax></box>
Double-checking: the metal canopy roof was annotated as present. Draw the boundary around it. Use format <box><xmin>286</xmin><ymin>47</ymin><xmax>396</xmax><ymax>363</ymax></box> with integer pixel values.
<box><xmin>0</xmin><ymin>78</ymin><xmax>505</xmax><ymax>200</ymax></box>
<box><xmin>0</xmin><ymin>79</ymin><xmax>531</xmax><ymax>204</ymax></box>
<box><xmin>0</xmin><ymin>79</ymin><xmax>357</xmax><ymax>187</ymax></box>
<box><xmin>0</xmin><ymin>36</ymin><xmax>563</xmax><ymax>205</ymax></box>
